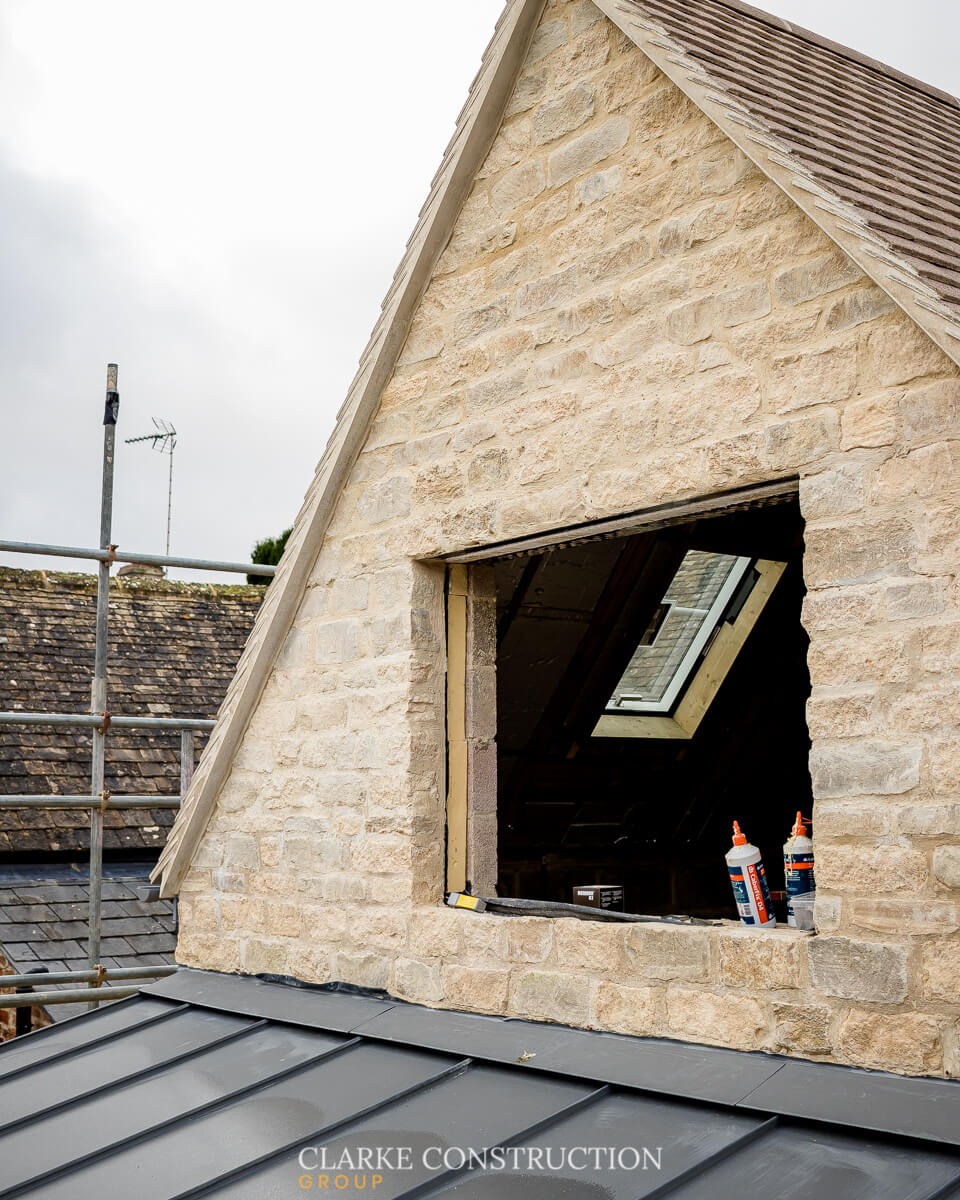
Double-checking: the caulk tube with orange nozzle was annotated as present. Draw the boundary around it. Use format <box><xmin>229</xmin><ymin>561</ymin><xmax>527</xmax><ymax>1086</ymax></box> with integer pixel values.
<box><xmin>726</xmin><ymin>821</ymin><xmax>776</xmax><ymax>927</ymax></box>
<box><xmin>784</xmin><ymin>811</ymin><xmax>815</xmax><ymax>928</ymax></box>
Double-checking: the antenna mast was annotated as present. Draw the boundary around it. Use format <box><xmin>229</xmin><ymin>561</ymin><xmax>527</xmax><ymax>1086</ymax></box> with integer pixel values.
<box><xmin>125</xmin><ymin>418</ymin><xmax>177</xmax><ymax>557</ymax></box>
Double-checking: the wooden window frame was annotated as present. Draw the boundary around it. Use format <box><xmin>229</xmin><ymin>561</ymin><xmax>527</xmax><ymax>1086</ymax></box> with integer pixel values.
<box><xmin>445</xmin><ymin>564</ymin><xmax>497</xmax><ymax>895</ymax></box>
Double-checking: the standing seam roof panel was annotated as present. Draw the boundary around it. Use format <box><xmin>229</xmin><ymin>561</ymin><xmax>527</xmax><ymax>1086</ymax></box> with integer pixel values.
<box><xmin>0</xmin><ymin>973</ymin><xmax>958</xmax><ymax>1198</ymax></box>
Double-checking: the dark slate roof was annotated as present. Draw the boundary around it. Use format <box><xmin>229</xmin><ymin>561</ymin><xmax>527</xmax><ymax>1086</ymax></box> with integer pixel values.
<box><xmin>0</xmin><ymin>568</ymin><xmax>262</xmax><ymax>853</ymax></box>
<box><xmin>0</xmin><ymin>863</ymin><xmax>174</xmax><ymax>1022</ymax></box>
<box><xmin>624</xmin><ymin>0</ymin><xmax>960</xmax><ymax>321</ymax></box>
<box><xmin>0</xmin><ymin>968</ymin><xmax>957</xmax><ymax>1197</ymax></box>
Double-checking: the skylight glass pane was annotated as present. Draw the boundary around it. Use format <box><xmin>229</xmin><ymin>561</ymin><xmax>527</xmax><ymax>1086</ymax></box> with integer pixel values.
<box><xmin>608</xmin><ymin>550</ymin><xmax>749</xmax><ymax>714</ymax></box>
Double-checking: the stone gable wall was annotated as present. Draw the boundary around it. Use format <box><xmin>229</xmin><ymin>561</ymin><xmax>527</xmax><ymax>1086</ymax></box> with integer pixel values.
<box><xmin>175</xmin><ymin>0</ymin><xmax>960</xmax><ymax>1076</ymax></box>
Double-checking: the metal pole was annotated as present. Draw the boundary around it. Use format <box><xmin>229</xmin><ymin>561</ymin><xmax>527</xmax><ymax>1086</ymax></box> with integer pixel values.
<box><xmin>180</xmin><ymin>728</ymin><xmax>195</xmax><ymax>796</ymax></box>
<box><xmin>0</xmin><ymin>796</ymin><xmax>181</xmax><ymax>808</ymax></box>
<box><xmin>1</xmin><ymin>965</ymin><xmax>176</xmax><ymax>989</ymax></box>
<box><xmin>166</xmin><ymin>438</ymin><xmax>175</xmax><ymax>558</ymax></box>
<box><xmin>88</xmin><ymin>364</ymin><xmax>119</xmax><ymax>1005</ymax></box>
<box><xmin>0</xmin><ymin>987</ymin><xmax>139</xmax><ymax>1008</ymax></box>
<box><xmin>175</xmin><ymin>727</ymin><xmax>194</xmax><ymax>936</ymax></box>
<box><xmin>0</xmin><ymin>539</ymin><xmax>275</xmax><ymax>576</ymax></box>
<box><xmin>0</xmin><ymin>711</ymin><xmax>215</xmax><ymax>730</ymax></box>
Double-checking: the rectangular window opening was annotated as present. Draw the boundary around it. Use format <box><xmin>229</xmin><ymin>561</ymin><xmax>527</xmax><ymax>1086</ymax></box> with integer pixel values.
<box><xmin>446</xmin><ymin>488</ymin><xmax>813</xmax><ymax>921</ymax></box>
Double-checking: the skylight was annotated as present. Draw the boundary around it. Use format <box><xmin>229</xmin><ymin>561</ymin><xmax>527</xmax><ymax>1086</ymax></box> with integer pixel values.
<box><xmin>607</xmin><ymin>551</ymin><xmax>753</xmax><ymax>716</ymax></box>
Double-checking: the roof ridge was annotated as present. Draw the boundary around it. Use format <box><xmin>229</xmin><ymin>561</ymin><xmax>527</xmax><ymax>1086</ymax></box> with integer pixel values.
<box><xmin>685</xmin><ymin>0</ymin><xmax>960</xmax><ymax>111</ymax></box>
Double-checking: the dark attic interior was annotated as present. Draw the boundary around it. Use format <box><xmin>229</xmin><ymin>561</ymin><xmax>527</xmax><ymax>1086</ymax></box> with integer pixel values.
<box><xmin>494</xmin><ymin>494</ymin><xmax>812</xmax><ymax>920</ymax></box>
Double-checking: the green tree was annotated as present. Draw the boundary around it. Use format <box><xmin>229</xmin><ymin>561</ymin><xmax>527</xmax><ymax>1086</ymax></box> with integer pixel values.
<box><xmin>247</xmin><ymin>526</ymin><xmax>292</xmax><ymax>584</ymax></box>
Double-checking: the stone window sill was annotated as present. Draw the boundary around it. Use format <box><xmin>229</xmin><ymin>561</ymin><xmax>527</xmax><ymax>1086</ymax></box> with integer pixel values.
<box><xmin>447</xmin><ymin>896</ymin><xmax>815</xmax><ymax>938</ymax></box>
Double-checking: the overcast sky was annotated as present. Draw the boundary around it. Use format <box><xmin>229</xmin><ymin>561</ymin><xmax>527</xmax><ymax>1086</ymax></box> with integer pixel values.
<box><xmin>1</xmin><ymin>0</ymin><xmax>957</xmax><ymax>582</ymax></box>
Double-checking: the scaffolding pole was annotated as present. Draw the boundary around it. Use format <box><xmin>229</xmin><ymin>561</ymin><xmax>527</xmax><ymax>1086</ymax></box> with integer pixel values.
<box><xmin>0</xmin><ymin>711</ymin><xmax>215</xmax><ymax>730</ymax></box>
<box><xmin>0</xmin><ymin>539</ymin><xmax>275</xmax><ymax>576</ymax></box>
<box><xmin>180</xmin><ymin>729</ymin><xmax>195</xmax><ymax>795</ymax></box>
<box><xmin>0</xmin><ymin>362</ymin><xmax>284</xmax><ymax>1030</ymax></box>
<box><xmin>87</xmin><ymin>366</ymin><xmax>119</xmax><ymax>1004</ymax></box>
<box><xmin>1</xmin><ymin>987</ymin><xmax>140</xmax><ymax>1008</ymax></box>
<box><xmin>0</xmin><ymin>796</ymin><xmax>181</xmax><ymax>808</ymax></box>
<box><xmin>0</xmin><ymin>965</ymin><xmax>177</xmax><ymax>990</ymax></box>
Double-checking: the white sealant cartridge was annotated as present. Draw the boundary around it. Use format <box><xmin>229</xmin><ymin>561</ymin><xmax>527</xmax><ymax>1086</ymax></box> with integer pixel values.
<box><xmin>726</xmin><ymin>821</ymin><xmax>776</xmax><ymax>927</ymax></box>
<box><xmin>783</xmin><ymin>810</ymin><xmax>815</xmax><ymax>928</ymax></box>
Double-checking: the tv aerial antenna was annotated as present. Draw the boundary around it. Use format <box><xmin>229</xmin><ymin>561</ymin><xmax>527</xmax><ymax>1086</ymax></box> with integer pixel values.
<box><xmin>125</xmin><ymin>418</ymin><xmax>177</xmax><ymax>556</ymax></box>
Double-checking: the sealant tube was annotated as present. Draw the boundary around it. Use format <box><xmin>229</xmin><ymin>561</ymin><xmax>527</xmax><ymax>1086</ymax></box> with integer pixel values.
<box><xmin>784</xmin><ymin>811</ymin><xmax>815</xmax><ymax>928</ymax></box>
<box><xmin>726</xmin><ymin>821</ymin><xmax>776</xmax><ymax>927</ymax></box>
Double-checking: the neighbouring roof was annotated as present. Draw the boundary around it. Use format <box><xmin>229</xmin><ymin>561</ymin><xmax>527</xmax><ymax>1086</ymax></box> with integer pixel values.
<box><xmin>0</xmin><ymin>968</ymin><xmax>958</xmax><ymax>1196</ymax></box>
<box><xmin>0</xmin><ymin>863</ymin><xmax>174</xmax><ymax>1021</ymax></box>
<box><xmin>0</xmin><ymin>568</ymin><xmax>262</xmax><ymax>854</ymax></box>
<box><xmin>156</xmin><ymin>0</ymin><xmax>960</xmax><ymax>895</ymax></box>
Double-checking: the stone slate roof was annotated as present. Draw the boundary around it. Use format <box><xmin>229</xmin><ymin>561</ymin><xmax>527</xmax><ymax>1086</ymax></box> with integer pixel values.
<box><xmin>612</xmin><ymin>0</ymin><xmax>960</xmax><ymax>345</ymax></box>
<box><xmin>0</xmin><ymin>863</ymin><xmax>174</xmax><ymax>1022</ymax></box>
<box><xmin>0</xmin><ymin>569</ymin><xmax>262</xmax><ymax>855</ymax></box>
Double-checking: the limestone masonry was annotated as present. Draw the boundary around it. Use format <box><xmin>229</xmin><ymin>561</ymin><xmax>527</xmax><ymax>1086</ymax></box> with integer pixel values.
<box><xmin>173</xmin><ymin>1</ymin><xmax>960</xmax><ymax>1077</ymax></box>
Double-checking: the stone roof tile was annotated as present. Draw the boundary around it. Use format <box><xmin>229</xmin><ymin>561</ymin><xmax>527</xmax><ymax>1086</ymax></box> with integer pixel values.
<box><xmin>0</xmin><ymin>567</ymin><xmax>262</xmax><ymax>853</ymax></box>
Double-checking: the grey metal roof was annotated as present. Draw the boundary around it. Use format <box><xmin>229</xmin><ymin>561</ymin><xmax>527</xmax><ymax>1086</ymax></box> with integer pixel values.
<box><xmin>0</xmin><ymin>968</ymin><xmax>958</xmax><ymax>1197</ymax></box>
<box><xmin>0</xmin><ymin>863</ymin><xmax>174</xmax><ymax>1021</ymax></box>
